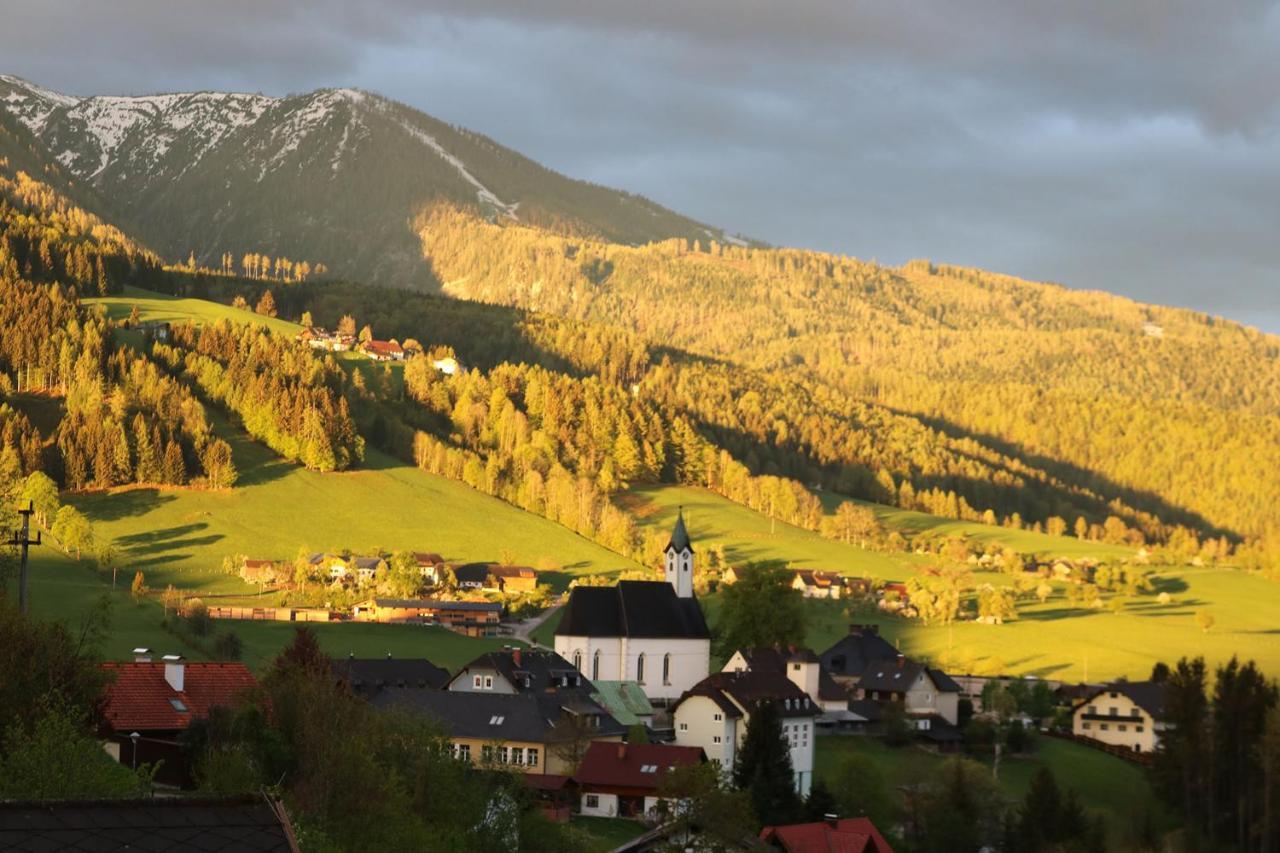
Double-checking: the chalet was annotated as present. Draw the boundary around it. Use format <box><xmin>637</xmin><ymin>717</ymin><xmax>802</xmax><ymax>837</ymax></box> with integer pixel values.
<box><xmin>590</xmin><ymin>681</ymin><xmax>656</xmax><ymax>729</ymax></box>
<box><xmin>672</xmin><ymin>670</ymin><xmax>818</xmax><ymax>795</ymax></box>
<box><xmin>99</xmin><ymin>651</ymin><xmax>257</xmax><ymax>786</ymax></box>
<box><xmin>136</xmin><ymin>320</ymin><xmax>171</xmax><ymax>343</ymax></box>
<box><xmin>760</xmin><ymin>816</ymin><xmax>894</xmax><ymax>853</ymax></box>
<box><xmin>351</xmin><ymin>598</ymin><xmax>502</xmax><ymax>636</ymax></box>
<box><xmin>0</xmin><ymin>796</ymin><xmax>300</xmax><ymax>852</ymax></box>
<box><xmin>371</xmin><ymin>689</ymin><xmax>625</xmax><ymax>776</ymax></box>
<box><xmin>575</xmin><ymin>742</ymin><xmax>705</xmax><ymax>820</ymax></box>
<box><xmin>414</xmin><ymin>551</ymin><xmax>444</xmax><ymax>583</ymax></box>
<box><xmin>332</xmin><ymin>655</ymin><xmax>451</xmax><ymax>698</ymax></box>
<box><xmin>452</xmin><ymin>562</ymin><xmax>539</xmax><ymax>593</ymax></box>
<box><xmin>361</xmin><ymin>339</ymin><xmax>405</xmax><ymax>361</ymax></box>
<box><xmin>723</xmin><ymin>646</ymin><xmax>851</xmax><ymax>719</ymax></box>
<box><xmin>296</xmin><ymin>327</ymin><xmax>353</xmax><ymax>352</ymax></box>
<box><xmin>790</xmin><ymin>570</ymin><xmax>847</xmax><ymax>599</ymax></box>
<box><xmin>352</xmin><ymin>555</ymin><xmax>384</xmax><ymax>584</ymax></box>
<box><xmin>448</xmin><ymin>648</ymin><xmax>589</xmax><ymax>695</ymax></box>
<box><xmin>819</xmin><ymin>625</ymin><xmax>901</xmax><ymax>687</ymax></box>
<box><xmin>556</xmin><ymin>512</ymin><xmax>711</xmax><ymax>701</ymax></box>
<box><xmin>854</xmin><ymin>657</ymin><xmax>962</xmax><ymax>733</ymax></box>
<box><xmin>240</xmin><ymin>558</ymin><xmax>277</xmax><ymax>585</ymax></box>
<box><xmin>1072</xmin><ymin>680</ymin><xmax>1168</xmax><ymax>754</ymax></box>
<box><xmin>310</xmin><ymin>553</ymin><xmax>350</xmax><ymax>581</ymax></box>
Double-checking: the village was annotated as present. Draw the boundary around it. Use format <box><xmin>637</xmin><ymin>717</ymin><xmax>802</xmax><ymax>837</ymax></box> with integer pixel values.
<box><xmin>92</xmin><ymin>514</ymin><xmax>1166</xmax><ymax>851</ymax></box>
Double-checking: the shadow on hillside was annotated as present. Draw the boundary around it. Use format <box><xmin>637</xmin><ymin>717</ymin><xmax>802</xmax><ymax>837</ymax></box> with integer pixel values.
<box><xmin>116</xmin><ymin>522</ymin><xmax>224</xmax><ymax>566</ymax></box>
<box><xmin>78</xmin><ymin>488</ymin><xmax>177</xmax><ymax>522</ymax></box>
<box><xmin>1150</xmin><ymin>577</ymin><xmax>1190</xmax><ymax>595</ymax></box>
<box><xmin>234</xmin><ymin>457</ymin><xmax>295</xmax><ymax>489</ymax></box>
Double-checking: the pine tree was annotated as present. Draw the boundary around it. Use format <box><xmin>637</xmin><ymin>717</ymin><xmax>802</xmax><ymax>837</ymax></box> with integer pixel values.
<box><xmin>162</xmin><ymin>441</ymin><xmax>187</xmax><ymax>485</ymax></box>
<box><xmin>732</xmin><ymin>699</ymin><xmax>801</xmax><ymax>826</ymax></box>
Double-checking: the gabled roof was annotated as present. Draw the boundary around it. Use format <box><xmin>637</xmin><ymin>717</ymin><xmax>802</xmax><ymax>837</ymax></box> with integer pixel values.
<box><xmin>666</xmin><ymin>510</ymin><xmax>693</xmax><ymax>553</ymax></box>
<box><xmin>575</xmin><ymin>742</ymin><xmax>705</xmax><ymax>792</ymax></box>
<box><xmin>362</xmin><ymin>340</ymin><xmax>404</xmax><ymax>356</ymax></box>
<box><xmin>1081</xmin><ymin>680</ymin><xmax>1168</xmax><ymax>719</ymax></box>
<box><xmin>451</xmin><ymin>648</ymin><xmax>588</xmax><ymax>694</ymax></box>
<box><xmin>759</xmin><ymin>817</ymin><xmax>893</xmax><ymax>853</ymax></box>
<box><xmin>414</xmin><ymin>552</ymin><xmax>444</xmax><ymax>566</ymax></box>
<box><xmin>819</xmin><ymin>627</ymin><xmax>901</xmax><ymax>679</ymax></box>
<box><xmin>332</xmin><ymin>657</ymin><xmax>451</xmax><ymax>695</ymax></box>
<box><xmin>371</xmin><ymin>689</ymin><xmax>626</xmax><ymax>743</ymax></box>
<box><xmin>728</xmin><ymin>646</ymin><xmax>847</xmax><ymax>703</ymax></box>
<box><xmin>556</xmin><ymin>581</ymin><xmax>710</xmax><ymax>640</ymax></box>
<box><xmin>674</xmin><ymin>671</ymin><xmax>817</xmax><ymax>719</ymax></box>
<box><xmin>100</xmin><ymin>662</ymin><xmax>257</xmax><ymax>732</ymax></box>
<box><xmin>856</xmin><ymin>659</ymin><xmax>960</xmax><ymax>694</ymax></box>
<box><xmin>591</xmin><ymin>681</ymin><xmax>656</xmax><ymax>726</ymax></box>
<box><xmin>352</xmin><ymin>555</ymin><xmax>382</xmax><ymax>571</ymax></box>
<box><xmin>242</xmin><ymin>559</ymin><xmax>275</xmax><ymax>569</ymax></box>
<box><xmin>0</xmin><ymin>796</ymin><xmax>300</xmax><ymax>852</ymax></box>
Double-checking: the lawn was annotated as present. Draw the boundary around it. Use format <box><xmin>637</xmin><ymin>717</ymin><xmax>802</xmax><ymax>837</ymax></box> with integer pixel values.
<box><xmin>86</xmin><ymin>285</ymin><xmax>303</xmax><ymax>336</ymax></box>
<box><xmin>571</xmin><ymin>816</ymin><xmax>647</xmax><ymax>852</ymax></box>
<box><xmin>814</xmin><ymin>735</ymin><xmax>1169</xmax><ymax>843</ymax></box>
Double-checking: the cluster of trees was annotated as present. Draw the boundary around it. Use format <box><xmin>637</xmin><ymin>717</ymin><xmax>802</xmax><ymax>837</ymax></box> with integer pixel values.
<box><xmin>202</xmin><ymin>251</ymin><xmax>326</xmax><ymax>283</ymax></box>
<box><xmin>154</xmin><ymin>321</ymin><xmax>362</xmax><ymax>472</ymax></box>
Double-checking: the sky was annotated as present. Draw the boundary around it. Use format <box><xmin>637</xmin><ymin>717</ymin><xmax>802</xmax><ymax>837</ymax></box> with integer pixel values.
<box><xmin>4</xmin><ymin>1</ymin><xmax>1279</xmax><ymax>331</ymax></box>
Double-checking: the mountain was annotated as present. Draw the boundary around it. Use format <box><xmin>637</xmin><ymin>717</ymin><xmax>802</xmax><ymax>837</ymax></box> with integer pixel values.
<box><xmin>0</xmin><ymin>75</ymin><xmax>732</xmax><ymax>287</ymax></box>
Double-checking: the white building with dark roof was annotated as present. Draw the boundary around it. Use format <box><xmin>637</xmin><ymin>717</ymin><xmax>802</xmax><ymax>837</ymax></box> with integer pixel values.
<box><xmin>555</xmin><ymin>511</ymin><xmax>710</xmax><ymax>701</ymax></box>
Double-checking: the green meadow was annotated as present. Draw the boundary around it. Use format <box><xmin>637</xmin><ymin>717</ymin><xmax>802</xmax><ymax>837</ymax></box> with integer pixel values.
<box><xmin>87</xmin><ymin>285</ymin><xmax>303</xmax><ymax>336</ymax></box>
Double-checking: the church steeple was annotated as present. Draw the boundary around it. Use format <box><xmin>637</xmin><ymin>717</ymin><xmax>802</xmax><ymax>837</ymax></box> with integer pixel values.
<box><xmin>664</xmin><ymin>508</ymin><xmax>695</xmax><ymax>598</ymax></box>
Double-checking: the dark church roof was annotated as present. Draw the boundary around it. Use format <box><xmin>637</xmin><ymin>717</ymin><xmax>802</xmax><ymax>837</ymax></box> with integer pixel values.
<box><xmin>556</xmin><ymin>581</ymin><xmax>710</xmax><ymax>640</ymax></box>
<box><xmin>665</xmin><ymin>510</ymin><xmax>693</xmax><ymax>553</ymax></box>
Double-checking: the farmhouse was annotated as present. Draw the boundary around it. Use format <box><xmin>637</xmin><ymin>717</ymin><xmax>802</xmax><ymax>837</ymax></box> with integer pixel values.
<box><xmin>240</xmin><ymin>558</ymin><xmax>277</xmax><ymax>585</ymax></box>
<box><xmin>854</xmin><ymin>656</ymin><xmax>962</xmax><ymax>730</ymax></box>
<box><xmin>448</xmin><ymin>648</ymin><xmax>588</xmax><ymax>695</ymax></box>
<box><xmin>332</xmin><ymin>655</ymin><xmax>451</xmax><ymax>697</ymax></box>
<box><xmin>723</xmin><ymin>646</ymin><xmax>851</xmax><ymax>717</ymax></box>
<box><xmin>361</xmin><ymin>339</ymin><xmax>405</xmax><ymax>361</ymax></box>
<box><xmin>575</xmin><ymin>742</ymin><xmax>705</xmax><ymax>820</ymax></box>
<box><xmin>296</xmin><ymin>327</ymin><xmax>353</xmax><ymax>352</ymax></box>
<box><xmin>371</xmin><ymin>689</ymin><xmax>625</xmax><ymax>776</ymax></box>
<box><xmin>819</xmin><ymin>625</ymin><xmax>902</xmax><ymax>687</ymax></box>
<box><xmin>790</xmin><ymin>569</ymin><xmax>847</xmax><ymax>599</ymax></box>
<box><xmin>453</xmin><ymin>562</ymin><xmax>540</xmax><ymax>593</ymax></box>
<box><xmin>1072</xmin><ymin>680</ymin><xmax>1168</xmax><ymax>754</ymax></box>
<box><xmin>672</xmin><ymin>669</ymin><xmax>818</xmax><ymax>795</ymax></box>
<box><xmin>351</xmin><ymin>598</ymin><xmax>502</xmax><ymax>636</ymax></box>
<box><xmin>310</xmin><ymin>553</ymin><xmax>350</xmax><ymax>580</ymax></box>
<box><xmin>99</xmin><ymin>651</ymin><xmax>257</xmax><ymax>786</ymax></box>
<box><xmin>414</xmin><ymin>551</ymin><xmax>444</xmax><ymax>582</ymax></box>
<box><xmin>555</xmin><ymin>512</ymin><xmax>711</xmax><ymax>701</ymax></box>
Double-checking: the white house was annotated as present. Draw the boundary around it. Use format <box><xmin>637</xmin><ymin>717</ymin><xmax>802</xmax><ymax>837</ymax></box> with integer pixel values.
<box><xmin>555</xmin><ymin>512</ymin><xmax>710</xmax><ymax>702</ymax></box>
<box><xmin>1072</xmin><ymin>681</ymin><xmax>1168</xmax><ymax>754</ymax></box>
<box><xmin>723</xmin><ymin>646</ymin><xmax>851</xmax><ymax>717</ymax></box>
<box><xmin>575</xmin><ymin>741</ymin><xmax>705</xmax><ymax>820</ymax></box>
<box><xmin>671</xmin><ymin>670</ymin><xmax>818</xmax><ymax>796</ymax></box>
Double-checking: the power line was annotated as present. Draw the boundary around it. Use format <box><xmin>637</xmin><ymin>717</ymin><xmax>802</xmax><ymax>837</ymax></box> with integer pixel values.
<box><xmin>7</xmin><ymin>501</ymin><xmax>41</xmax><ymax>614</ymax></box>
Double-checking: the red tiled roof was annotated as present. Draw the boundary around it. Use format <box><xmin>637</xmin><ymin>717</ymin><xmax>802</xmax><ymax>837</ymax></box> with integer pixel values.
<box><xmin>760</xmin><ymin>817</ymin><xmax>894</xmax><ymax>853</ymax></box>
<box><xmin>100</xmin><ymin>662</ymin><xmax>258</xmax><ymax>732</ymax></box>
<box><xmin>243</xmin><ymin>559</ymin><xmax>274</xmax><ymax>569</ymax></box>
<box><xmin>575</xmin><ymin>742</ymin><xmax>704</xmax><ymax>792</ymax></box>
<box><xmin>362</xmin><ymin>340</ymin><xmax>403</xmax><ymax>356</ymax></box>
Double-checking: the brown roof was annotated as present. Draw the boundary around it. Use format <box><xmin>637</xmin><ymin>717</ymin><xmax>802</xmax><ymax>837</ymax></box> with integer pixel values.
<box><xmin>100</xmin><ymin>662</ymin><xmax>257</xmax><ymax>732</ymax></box>
<box><xmin>760</xmin><ymin>817</ymin><xmax>894</xmax><ymax>853</ymax></box>
<box><xmin>674</xmin><ymin>670</ymin><xmax>817</xmax><ymax>719</ymax></box>
<box><xmin>575</xmin><ymin>742</ymin><xmax>705</xmax><ymax>792</ymax></box>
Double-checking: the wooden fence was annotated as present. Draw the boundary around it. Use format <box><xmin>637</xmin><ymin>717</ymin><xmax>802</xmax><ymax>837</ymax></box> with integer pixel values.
<box><xmin>1044</xmin><ymin>730</ymin><xmax>1154</xmax><ymax>766</ymax></box>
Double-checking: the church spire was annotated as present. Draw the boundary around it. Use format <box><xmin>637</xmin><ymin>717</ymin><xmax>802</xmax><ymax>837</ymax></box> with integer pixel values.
<box><xmin>664</xmin><ymin>507</ymin><xmax>695</xmax><ymax>598</ymax></box>
<box><xmin>666</xmin><ymin>506</ymin><xmax>693</xmax><ymax>554</ymax></box>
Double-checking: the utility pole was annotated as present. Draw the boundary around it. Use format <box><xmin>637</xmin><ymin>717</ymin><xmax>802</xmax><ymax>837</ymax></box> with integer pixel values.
<box><xmin>7</xmin><ymin>501</ymin><xmax>41</xmax><ymax>614</ymax></box>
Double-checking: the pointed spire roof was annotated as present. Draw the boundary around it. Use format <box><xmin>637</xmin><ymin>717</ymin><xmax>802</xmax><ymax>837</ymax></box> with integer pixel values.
<box><xmin>665</xmin><ymin>508</ymin><xmax>693</xmax><ymax>553</ymax></box>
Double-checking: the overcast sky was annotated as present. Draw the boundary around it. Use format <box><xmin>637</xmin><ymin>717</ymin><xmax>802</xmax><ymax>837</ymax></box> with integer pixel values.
<box><xmin>5</xmin><ymin>1</ymin><xmax>1279</xmax><ymax>330</ymax></box>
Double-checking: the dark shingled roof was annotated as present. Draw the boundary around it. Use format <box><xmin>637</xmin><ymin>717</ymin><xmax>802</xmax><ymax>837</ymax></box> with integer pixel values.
<box><xmin>857</xmin><ymin>659</ymin><xmax>960</xmax><ymax>694</ymax></box>
<box><xmin>1083</xmin><ymin>680</ymin><xmax>1168</xmax><ymax>719</ymax></box>
<box><xmin>451</xmin><ymin>648</ymin><xmax>590</xmax><ymax>694</ymax></box>
<box><xmin>371</xmin><ymin>689</ymin><xmax>626</xmax><ymax>743</ymax></box>
<box><xmin>332</xmin><ymin>657</ymin><xmax>451</xmax><ymax>696</ymax></box>
<box><xmin>556</xmin><ymin>581</ymin><xmax>710</xmax><ymax>640</ymax></box>
<box><xmin>819</xmin><ymin>627</ymin><xmax>901</xmax><ymax>679</ymax></box>
<box><xmin>673</xmin><ymin>670</ymin><xmax>818</xmax><ymax>719</ymax></box>
<box><xmin>728</xmin><ymin>646</ymin><xmax>847</xmax><ymax>703</ymax></box>
<box><xmin>666</xmin><ymin>510</ymin><xmax>693</xmax><ymax>553</ymax></box>
<box><xmin>0</xmin><ymin>796</ymin><xmax>299</xmax><ymax>852</ymax></box>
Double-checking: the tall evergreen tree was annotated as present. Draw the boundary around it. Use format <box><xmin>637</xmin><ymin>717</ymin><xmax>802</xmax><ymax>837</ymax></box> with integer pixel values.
<box><xmin>732</xmin><ymin>699</ymin><xmax>801</xmax><ymax>826</ymax></box>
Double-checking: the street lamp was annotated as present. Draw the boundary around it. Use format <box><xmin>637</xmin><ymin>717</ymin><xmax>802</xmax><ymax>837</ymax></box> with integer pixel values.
<box><xmin>129</xmin><ymin>732</ymin><xmax>140</xmax><ymax>770</ymax></box>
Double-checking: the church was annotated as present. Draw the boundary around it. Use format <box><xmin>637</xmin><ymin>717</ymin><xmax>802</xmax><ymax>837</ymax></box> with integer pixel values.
<box><xmin>554</xmin><ymin>511</ymin><xmax>711</xmax><ymax>702</ymax></box>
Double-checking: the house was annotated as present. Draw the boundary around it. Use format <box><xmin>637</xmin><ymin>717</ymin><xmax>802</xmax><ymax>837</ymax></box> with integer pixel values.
<box><xmin>1072</xmin><ymin>680</ymin><xmax>1168</xmax><ymax>753</ymax></box>
<box><xmin>240</xmin><ymin>558</ymin><xmax>277</xmax><ymax>585</ymax></box>
<box><xmin>575</xmin><ymin>742</ymin><xmax>705</xmax><ymax>820</ymax></box>
<box><xmin>448</xmin><ymin>648</ymin><xmax>589</xmax><ymax>695</ymax></box>
<box><xmin>819</xmin><ymin>625</ymin><xmax>901</xmax><ymax>687</ymax></box>
<box><xmin>332</xmin><ymin>655</ymin><xmax>451</xmax><ymax>697</ymax></box>
<box><xmin>452</xmin><ymin>562</ymin><xmax>540</xmax><ymax>593</ymax></box>
<box><xmin>414</xmin><ymin>551</ymin><xmax>444</xmax><ymax>583</ymax></box>
<box><xmin>310</xmin><ymin>552</ymin><xmax>350</xmax><ymax>581</ymax></box>
<box><xmin>371</xmin><ymin>689</ymin><xmax>626</xmax><ymax>776</ymax></box>
<box><xmin>99</xmin><ymin>651</ymin><xmax>257</xmax><ymax>786</ymax></box>
<box><xmin>0</xmin><ymin>795</ymin><xmax>300</xmax><ymax>852</ymax></box>
<box><xmin>760</xmin><ymin>816</ymin><xmax>894</xmax><ymax>853</ymax></box>
<box><xmin>555</xmin><ymin>512</ymin><xmax>711</xmax><ymax>701</ymax></box>
<box><xmin>723</xmin><ymin>646</ymin><xmax>851</xmax><ymax>719</ymax></box>
<box><xmin>854</xmin><ymin>657</ymin><xmax>962</xmax><ymax>729</ymax></box>
<box><xmin>672</xmin><ymin>670</ymin><xmax>818</xmax><ymax>795</ymax></box>
<box><xmin>720</xmin><ymin>566</ymin><xmax>748</xmax><ymax>586</ymax></box>
<box><xmin>790</xmin><ymin>570</ymin><xmax>847</xmax><ymax>599</ymax></box>
<box><xmin>296</xmin><ymin>327</ymin><xmax>354</xmax><ymax>352</ymax></box>
<box><xmin>351</xmin><ymin>598</ymin><xmax>503</xmax><ymax>636</ymax></box>
<box><xmin>591</xmin><ymin>681</ymin><xmax>656</xmax><ymax>729</ymax></box>
<box><xmin>352</xmin><ymin>555</ymin><xmax>384</xmax><ymax>584</ymax></box>
<box><xmin>137</xmin><ymin>320</ymin><xmax>171</xmax><ymax>343</ymax></box>
<box><xmin>361</xmin><ymin>339</ymin><xmax>405</xmax><ymax>361</ymax></box>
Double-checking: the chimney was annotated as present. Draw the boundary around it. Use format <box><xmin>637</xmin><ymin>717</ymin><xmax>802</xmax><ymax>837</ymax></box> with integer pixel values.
<box><xmin>617</xmin><ymin>743</ymin><xmax>626</xmax><ymax>760</ymax></box>
<box><xmin>824</xmin><ymin>813</ymin><xmax>839</xmax><ymax>828</ymax></box>
<box><xmin>512</xmin><ymin>648</ymin><xmax>522</xmax><ymax>667</ymax></box>
<box><xmin>132</xmin><ymin>647</ymin><xmax>152</xmax><ymax>663</ymax></box>
<box><xmin>896</xmin><ymin>655</ymin><xmax>905</xmax><ymax>668</ymax></box>
<box><xmin>163</xmin><ymin>655</ymin><xmax>184</xmax><ymax>692</ymax></box>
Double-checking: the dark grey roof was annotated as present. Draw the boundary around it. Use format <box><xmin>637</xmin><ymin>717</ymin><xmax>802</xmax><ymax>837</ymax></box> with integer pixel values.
<box><xmin>847</xmin><ymin>699</ymin><xmax>884</xmax><ymax>722</ymax></box>
<box><xmin>673</xmin><ymin>671</ymin><xmax>817</xmax><ymax>719</ymax></box>
<box><xmin>729</xmin><ymin>646</ymin><xmax>846</xmax><ymax>702</ymax></box>
<box><xmin>451</xmin><ymin>648</ymin><xmax>589</xmax><ymax>694</ymax></box>
<box><xmin>371</xmin><ymin>689</ymin><xmax>626</xmax><ymax>743</ymax></box>
<box><xmin>373</xmin><ymin>598</ymin><xmax>501</xmax><ymax>612</ymax></box>
<box><xmin>0</xmin><ymin>796</ymin><xmax>298</xmax><ymax>852</ymax></box>
<box><xmin>556</xmin><ymin>581</ymin><xmax>710</xmax><ymax>640</ymax></box>
<box><xmin>858</xmin><ymin>659</ymin><xmax>960</xmax><ymax>694</ymax></box>
<box><xmin>353</xmin><ymin>556</ymin><xmax>382</xmax><ymax>570</ymax></box>
<box><xmin>453</xmin><ymin>563</ymin><xmax>492</xmax><ymax>585</ymax></box>
<box><xmin>665</xmin><ymin>510</ymin><xmax>692</xmax><ymax>553</ymax></box>
<box><xmin>332</xmin><ymin>657</ymin><xmax>451</xmax><ymax>695</ymax></box>
<box><xmin>1084</xmin><ymin>680</ymin><xmax>1168</xmax><ymax>719</ymax></box>
<box><xmin>819</xmin><ymin>627</ymin><xmax>901</xmax><ymax>679</ymax></box>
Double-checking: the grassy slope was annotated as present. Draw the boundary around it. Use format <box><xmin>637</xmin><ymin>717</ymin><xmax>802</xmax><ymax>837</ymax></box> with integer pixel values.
<box><xmin>814</xmin><ymin>735</ymin><xmax>1169</xmax><ymax>842</ymax></box>
<box><xmin>87</xmin><ymin>285</ymin><xmax>303</xmax><ymax>335</ymax></box>
<box><xmin>571</xmin><ymin>816</ymin><xmax>647</xmax><ymax>852</ymax></box>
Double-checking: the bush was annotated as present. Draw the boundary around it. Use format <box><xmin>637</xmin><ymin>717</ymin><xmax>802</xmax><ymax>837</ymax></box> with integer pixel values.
<box><xmin>213</xmin><ymin>631</ymin><xmax>243</xmax><ymax>661</ymax></box>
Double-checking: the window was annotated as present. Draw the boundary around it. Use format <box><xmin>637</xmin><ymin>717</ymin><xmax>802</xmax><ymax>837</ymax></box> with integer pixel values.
<box><xmin>457</xmin><ymin>744</ymin><xmax>471</xmax><ymax>762</ymax></box>
<box><xmin>489</xmin><ymin>715</ymin><xmax>505</xmax><ymax>726</ymax></box>
<box><xmin>637</xmin><ymin>653</ymin><xmax>645</xmax><ymax>684</ymax></box>
<box><xmin>1137</xmin><ymin>726</ymin><xmax>1145</xmax><ymax>732</ymax></box>
<box><xmin>1119</xmin><ymin>725</ymin><xmax>1128</xmax><ymax>732</ymax></box>
<box><xmin>663</xmin><ymin>654</ymin><xmax>672</xmax><ymax>685</ymax></box>
<box><xmin>593</xmin><ymin>650</ymin><xmax>601</xmax><ymax>681</ymax></box>
<box><xmin>1101</xmin><ymin>724</ymin><xmax>1110</xmax><ymax>731</ymax></box>
<box><xmin>792</xmin><ymin>663</ymin><xmax>801</xmax><ymax>671</ymax></box>
<box><xmin>168</xmin><ymin>698</ymin><xmax>188</xmax><ymax>713</ymax></box>
<box><xmin>1082</xmin><ymin>722</ymin><xmax>1091</xmax><ymax>730</ymax></box>
<box><xmin>713</xmin><ymin>713</ymin><xmax>722</xmax><ymax>721</ymax></box>
<box><xmin>1109</xmin><ymin>707</ymin><xmax>1118</xmax><ymax>717</ymax></box>
<box><xmin>784</xmin><ymin>699</ymin><xmax>792</xmax><ymax>710</ymax></box>
<box><xmin>526</xmin><ymin>748</ymin><xmax>539</xmax><ymax>767</ymax></box>
<box><xmin>473</xmin><ymin>675</ymin><xmax>483</xmax><ymax>689</ymax></box>
<box><xmin>712</xmin><ymin>736</ymin><xmax>722</xmax><ymax>744</ymax></box>
<box><xmin>573</xmin><ymin>651</ymin><xmax>583</xmax><ymax>672</ymax></box>
<box><xmin>679</xmin><ymin>723</ymin><xmax>688</xmax><ymax>732</ymax></box>
<box><xmin>482</xmin><ymin>746</ymin><xmax>494</xmax><ymax>762</ymax></box>
<box><xmin>585</xmin><ymin>795</ymin><xmax>600</xmax><ymax>809</ymax></box>
<box><xmin>640</xmin><ymin>764</ymin><xmax>657</xmax><ymax>774</ymax></box>
<box><xmin>1087</xmin><ymin>705</ymin><xmax>1097</xmax><ymax>714</ymax></box>
<box><xmin>498</xmin><ymin>746</ymin><xmax>510</xmax><ymax>764</ymax></box>
<box><xmin>484</xmin><ymin>675</ymin><xmax>494</xmax><ymax>689</ymax></box>
<box><xmin>512</xmin><ymin>748</ymin><xmax>525</xmax><ymax>765</ymax></box>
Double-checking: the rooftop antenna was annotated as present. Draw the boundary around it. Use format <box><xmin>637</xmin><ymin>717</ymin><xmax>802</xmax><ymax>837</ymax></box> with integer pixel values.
<box><xmin>7</xmin><ymin>501</ymin><xmax>41</xmax><ymax>614</ymax></box>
